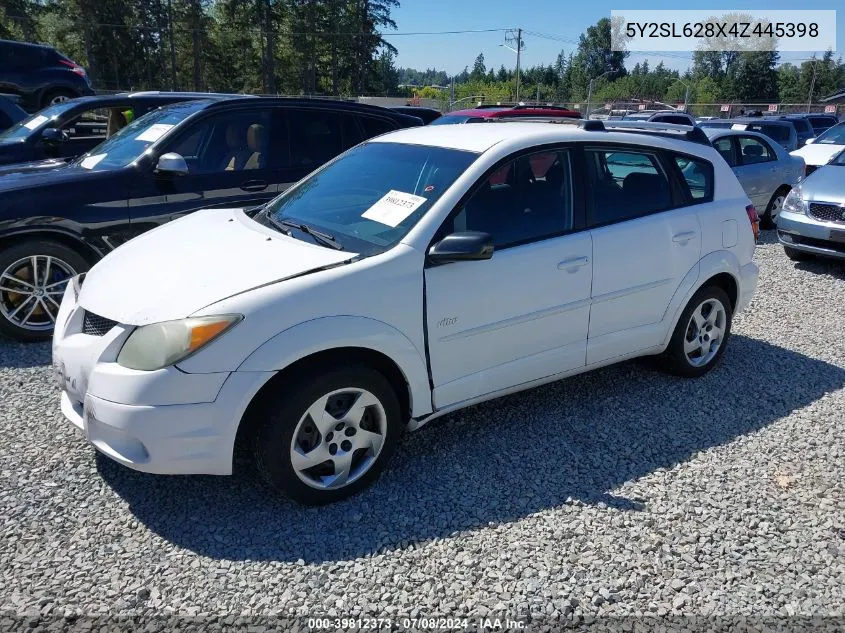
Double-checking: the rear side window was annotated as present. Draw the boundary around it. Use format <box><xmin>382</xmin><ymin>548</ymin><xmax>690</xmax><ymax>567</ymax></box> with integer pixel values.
<box><xmin>358</xmin><ymin>116</ymin><xmax>395</xmax><ymax>139</ymax></box>
<box><xmin>654</xmin><ymin>114</ymin><xmax>693</xmax><ymax>125</ymax></box>
<box><xmin>673</xmin><ymin>155</ymin><xmax>713</xmax><ymax>202</ymax></box>
<box><xmin>713</xmin><ymin>137</ymin><xmax>737</xmax><ymax>167</ymax></box>
<box><xmin>746</xmin><ymin>124</ymin><xmax>790</xmax><ymax>143</ymax></box>
<box><xmin>288</xmin><ymin>109</ymin><xmax>356</xmax><ymax>168</ymax></box>
<box><xmin>737</xmin><ymin>136</ymin><xmax>774</xmax><ymax>164</ymax></box>
<box><xmin>789</xmin><ymin>119</ymin><xmax>812</xmax><ymax>134</ymax></box>
<box><xmin>585</xmin><ymin>148</ymin><xmax>672</xmax><ymax>226</ymax></box>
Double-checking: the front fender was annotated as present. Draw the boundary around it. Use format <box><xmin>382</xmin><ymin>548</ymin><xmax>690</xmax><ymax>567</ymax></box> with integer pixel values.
<box><xmin>237</xmin><ymin>316</ymin><xmax>433</xmax><ymax>417</ymax></box>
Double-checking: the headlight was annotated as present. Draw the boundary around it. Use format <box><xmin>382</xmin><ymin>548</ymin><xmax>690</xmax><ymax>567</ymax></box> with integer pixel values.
<box><xmin>117</xmin><ymin>315</ymin><xmax>241</xmax><ymax>371</ymax></box>
<box><xmin>782</xmin><ymin>188</ymin><xmax>807</xmax><ymax>216</ymax></box>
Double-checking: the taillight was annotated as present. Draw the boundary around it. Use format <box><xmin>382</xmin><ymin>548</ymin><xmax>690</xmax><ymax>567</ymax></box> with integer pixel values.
<box><xmin>59</xmin><ymin>59</ymin><xmax>86</xmax><ymax>77</ymax></box>
<box><xmin>746</xmin><ymin>204</ymin><xmax>760</xmax><ymax>243</ymax></box>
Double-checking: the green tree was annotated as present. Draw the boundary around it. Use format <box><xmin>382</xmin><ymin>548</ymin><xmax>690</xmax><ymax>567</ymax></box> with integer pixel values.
<box><xmin>470</xmin><ymin>52</ymin><xmax>486</xmax><ymax>81</ymax></box>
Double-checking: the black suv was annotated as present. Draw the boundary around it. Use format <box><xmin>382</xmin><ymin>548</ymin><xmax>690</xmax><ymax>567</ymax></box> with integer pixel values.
<box><xmin>0</xmin><ymin>40</ymin><xmax>95</xmax><ymax>111</ymax></box>
<box><xmin>0</xmin><ymin>97</ymin><xmax>422</xmax><ymax>340</ymax></box>
<box><xmin>0</xmin><ymin>91</ymin><xmax>252</xmax><ymax>170</ymax></box>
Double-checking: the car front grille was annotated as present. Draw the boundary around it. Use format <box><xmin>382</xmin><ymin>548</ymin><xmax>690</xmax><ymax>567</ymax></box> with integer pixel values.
<box><xmin>808</xmin><ymin>202</ymin><xmax>845</xmax><ymax>224</ymax></box>
<box><xmin>82</xmin><ymin>311</ymin><xmax>118</xmax><ymax>336</ymax></box>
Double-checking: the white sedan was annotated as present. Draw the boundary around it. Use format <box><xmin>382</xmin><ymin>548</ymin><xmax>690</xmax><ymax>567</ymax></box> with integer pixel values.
<box><xmin>791</xmin><ymin>121</ymin><xmax>845</xmax><ymax>176</ymax></box>
<box><xmin>53</xmin><ymin>122</ymin><xmax>759</xmax><ymax>504</ymax></box>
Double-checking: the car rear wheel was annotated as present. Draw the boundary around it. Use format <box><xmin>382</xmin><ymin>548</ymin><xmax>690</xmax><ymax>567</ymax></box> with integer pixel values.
<box><xmin>0</xmin><ymin>241</ymin><xmax>89</xmax><ymax>341</ymax></box>
<box><xmin>661</xmin><ymin>286</ymin><xmax>733</xmax><ymax>378</ymax></box>
<box><xmin>784</xmin><ymin>245</ymin><xmax>813</xmax><ymax>262</ymax></box>
<box><xmin>253</xmin><ymin>363</ymin><xmax>402</xmax><ymax>505</ymax></box>
<box><xmin>762</xmin><ymin>186</ymin><xmax>791</xmax><ymax>229</ymax></box>
<box><xmin>41</xmin><ymin>89</ymin><xmax>76</xmax><ymax>108</ymax></box>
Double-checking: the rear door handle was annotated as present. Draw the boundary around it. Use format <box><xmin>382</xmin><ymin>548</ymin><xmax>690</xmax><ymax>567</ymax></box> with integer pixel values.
<box><xmin>557</xmin><ymin>256</ymin><xmax>589</xmax><ymax>271</ymax></box>
<box><xmin>672</xmin><ymin>231</ymin><xmax>697</xmax><ymax>244</ymax></box>
<box><xmin>241</xmin><ymin>180</ymin><xmax>268</xmax><ymax>192</ymax></box>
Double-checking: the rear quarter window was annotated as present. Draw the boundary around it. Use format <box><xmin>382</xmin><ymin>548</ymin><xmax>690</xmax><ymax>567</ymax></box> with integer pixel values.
<box><xmin>673</xmin><ymin>155</ymin><xmax>714</xmax><ymax>203</ymax></box>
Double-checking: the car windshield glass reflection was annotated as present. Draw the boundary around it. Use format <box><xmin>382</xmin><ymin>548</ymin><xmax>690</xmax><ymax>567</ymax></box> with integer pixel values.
<box><xmin>262</xmin><ymin>142</ymin><xmax>477</xmax><ymax>255</ymax></box>
<box><xmin>0</xmin><ymin>101</ymin><xmax>77</xmax><ymax>143</ymax></box>
<box><xmin>72</xmin><ymin>101</ymin><xmax>208</xmax><ymax>171</ymax></box>
<box><xmin>816</xmin><ymin>123</ymin><xmax>845</xmax><ymax>145</ymax></box>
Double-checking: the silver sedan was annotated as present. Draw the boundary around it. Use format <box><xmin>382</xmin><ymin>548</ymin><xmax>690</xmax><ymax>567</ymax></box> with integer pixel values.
<box><xmin>703</xmin><ymin>128</ymin><xmax>805</xmax><ymax>228</ymax></box>
<box><xmin>777</xmin><ymin>150</ymin><xmax>845</xmax><ymax>262</ymax></box>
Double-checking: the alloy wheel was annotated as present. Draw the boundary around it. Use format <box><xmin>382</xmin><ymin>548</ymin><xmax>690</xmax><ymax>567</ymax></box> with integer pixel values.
<box><xmin>683</xmin><ymin>298</ymin><xmax>727</xmax><ymax>367</ymax></box>
<box><xmin>0</xmin><ymin>256</ymin><xmax>74</xmax><ymax>331</ymax></box>
<box><xmin>49</xmin><ymin>94</ymin><xmax>72</xmax><ymax>105</ymax></box>
<box><xmin>769</xmin><ymin>194</ymin><xmax>785</xmax><ymax>221</ymax></box>
<box><xmin>289</xmin><ymin>388</ymin><xmax>387</xmax><ymax>490</ymax></box>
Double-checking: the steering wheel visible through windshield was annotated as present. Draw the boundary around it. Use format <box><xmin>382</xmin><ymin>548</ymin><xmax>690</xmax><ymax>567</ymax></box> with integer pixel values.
<box><xmin>261</xmin><ymin>141</ymin><xmax>478</xmax><ymax>255</ymax></box>
<box><xmin>72</xmin><ymin>100</ymin><xmax>208</xmax><ymax>171</ymax></box>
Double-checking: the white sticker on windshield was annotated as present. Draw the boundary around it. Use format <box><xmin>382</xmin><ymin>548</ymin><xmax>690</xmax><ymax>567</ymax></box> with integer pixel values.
<box><xmin>135</xmin><ymin>123</ymin><xmax>174</xmax><ymax>143</ymax></box>
<box><xmin>24</xmin><ymin>115</ymin><xmax>49</xmax><ymax>130</ymax></box>
<box><xmin>362</xmin><ymin>190</ymin><xmax>427</xmax><ymax>227</ymax></box>
<box><xmin>80</xmin><ymin>153</ymin><xmax>106</xmax><ymax>169</ymax></box>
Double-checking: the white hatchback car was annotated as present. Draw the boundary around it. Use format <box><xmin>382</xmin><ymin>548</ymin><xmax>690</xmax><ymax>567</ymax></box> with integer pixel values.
<box><xmin>53</xmin><ymin>122</ymin><xmax>760</xmax><ymax>504</ymax></box>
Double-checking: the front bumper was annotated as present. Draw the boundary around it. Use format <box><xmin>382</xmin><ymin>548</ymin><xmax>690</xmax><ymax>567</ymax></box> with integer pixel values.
<box><xmin>777</xmin><ymin>210</ymin><xmax>845</xmax><ymax>261</ymax></box>
<box><xmin>52</xmin><ymin>279</ymin><xmax>274</xmax><ymax>475</ymax></box>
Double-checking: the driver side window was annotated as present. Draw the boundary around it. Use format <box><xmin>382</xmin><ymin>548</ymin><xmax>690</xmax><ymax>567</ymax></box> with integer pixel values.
<box><xmin>448</xmin><ymin>149</ymin><xmax>574</xmax><ymax>249</ymax></box>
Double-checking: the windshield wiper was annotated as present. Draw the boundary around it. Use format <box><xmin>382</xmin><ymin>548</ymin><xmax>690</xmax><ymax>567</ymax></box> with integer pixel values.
<box><xmin>269</xmin><ymin>217</ymin><xmax>344</xmax><ymax>250</ymax></box>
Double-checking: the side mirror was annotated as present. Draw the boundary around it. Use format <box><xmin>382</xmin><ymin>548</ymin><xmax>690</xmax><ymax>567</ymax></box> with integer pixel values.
<box><xmin>155</xmin><ymin>152</ymin><xmax>189</xmax><ymax>176</ymax></box>
<box><xmin>805</xmin><ymin>137</ymin><xmax>815</xmax><ymax>145</ymax></box>
<box><xmin>41</xmin><ymin>127</ymin><xmax>68</xmax><ymax>144</ymax></box>
<box><xmin>428</xmin><ymin>231</ymin><xmax>494</xmax><ymax>264</ymax></box>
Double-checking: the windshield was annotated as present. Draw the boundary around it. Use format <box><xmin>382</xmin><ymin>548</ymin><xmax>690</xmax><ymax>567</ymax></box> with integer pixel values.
<box><xmin>262</xmin><ymin>142</ymin><xmax>478</xmax><ymax>255</ymax></box>
<box><xmin>829</xmin><ymin>150</ymin><xmax>845</xmax><ymax>166</ymax></box>
<box><xmin>815</xmin><ymin>123</ymin><xmax>845</xmax><ymax>145</ymax></box>
<box><xmin>0</xmin><ymin>101</ymin><xmax>77</xmax><ymax>143</ymax></box>
<box><xmin>73</xmin><ymin>101</ymin><xmax>205</xmax><ymax>171</ymax></box>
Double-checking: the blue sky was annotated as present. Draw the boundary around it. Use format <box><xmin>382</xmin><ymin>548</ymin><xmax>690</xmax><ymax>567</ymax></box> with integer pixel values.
<box><xmin>385</xmin><ymin>0</ymin><xmax>844</xmax><ymax>75</ymax></box>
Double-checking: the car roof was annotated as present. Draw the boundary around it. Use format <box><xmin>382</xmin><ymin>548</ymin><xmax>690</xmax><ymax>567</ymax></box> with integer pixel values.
<box><xmin>54</xmin><ymin>93</ymin><xmax>237</xmax><ymax>109</ymax></box>
<box><xmin>702</xmin><ymin>128</ymin><xmax>774</xmax><ymax>141</ymax></box>
<box><xmin>0</xmin><ymin>39</ymin><xmax>54</xmax><ymax>50</ymax></box>
<box><xmin>731</xmin><ymin>117</ymin><xmax>793</xmax><ymax>126</ymax></box>
<box><xmin>371</xmin><ymin>120</ymin><xmax>712</xmax><ymax>154</ymax></box>
<box><xmin>197</xmin><ymin>96</ymin><xmax>422</xmax><ymax>121</ymax></box>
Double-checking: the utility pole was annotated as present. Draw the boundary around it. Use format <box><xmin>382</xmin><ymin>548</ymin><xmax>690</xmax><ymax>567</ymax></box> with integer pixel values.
<box><xmin>167</xmin><ymin>0</ymin><xmax>177</xmax><ymax>91</ymax></box>
<box><xmin>503</xmin><ymin>28</ymin><xmax>524</xmax><ymax>103</ymax></box>
<box><xmin>807</xmin><ymin>55</ymin><xmax>818</xmax><ymax>113</ymax></box>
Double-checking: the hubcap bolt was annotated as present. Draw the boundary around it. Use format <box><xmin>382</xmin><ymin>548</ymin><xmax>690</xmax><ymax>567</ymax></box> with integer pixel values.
<box><xmin>329</xmin><ymin>443</ymin><xmax>337</xmax><ymax>455</ymax></box>
<box><xmin>344</xmin><ymin>427</ymin><xmax>356</xmax><ymax>437</ymax></box>
<box><xmin>341</xmin><ymin>440</ymin><xmax>352</xmax><ymax>452</ymax></box>
<box><xmin>326</xmin><ymin>432</ymin><xmax>334</xmax><ymax>442</ymax></box>
<box><xmin>335</xmin><ymin>422</ymin><xmax>344</xmax><ymax>431</ymax></box>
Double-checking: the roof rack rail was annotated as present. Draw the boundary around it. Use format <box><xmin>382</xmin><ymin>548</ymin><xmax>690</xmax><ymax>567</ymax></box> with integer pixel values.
<box><xmin>601</xmin><ymin>120</ymin><xmax>712</xmax><ymax>146</ymax></box>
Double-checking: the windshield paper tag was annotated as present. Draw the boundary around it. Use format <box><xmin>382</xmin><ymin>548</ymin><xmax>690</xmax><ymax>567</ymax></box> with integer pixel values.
<box><xmin>362</xmin><ymin>190</ymin><xmax>427</xmax><ymax>227</ymax></box>
<box><xmin>135</xmin><ymin>123</ymin><xmax>174</xmax><ymax>143</ymax></box>
<box><xmin>80</xmin><ymin>154</ymin><xmax>106</xmax><ymax>169</ymax></box>
<box><xmin>24</xmin><ymin>115</ymin><xmax>49</xmax><ymax>130</ymax></box>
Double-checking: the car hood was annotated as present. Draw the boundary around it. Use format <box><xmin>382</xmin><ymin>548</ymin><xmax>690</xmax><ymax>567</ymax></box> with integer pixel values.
<box><xmin>0</xmin><ymin>159</ymin><xmax>80</xmax><ymax>187</ymax></box>
<box><xmin>801</xmin><ymin>166</ymin><xmax>845</xmax><ymax>202</ymax></box>
<box><xmin>791</xmin><ymin>143</ymin><xmax>844</xmax><ymax>166</ymax></box>
<box><xmin>78</xmin><ymin>207</ymin><xmax>357</xmax><ymax>325</ymax></box>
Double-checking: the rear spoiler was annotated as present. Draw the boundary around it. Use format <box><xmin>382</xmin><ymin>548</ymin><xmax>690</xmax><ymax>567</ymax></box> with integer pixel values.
<box><xmin>486</xmin><ymin>116</ymin><xmax>713</xmax><ymax>146</ymax></box>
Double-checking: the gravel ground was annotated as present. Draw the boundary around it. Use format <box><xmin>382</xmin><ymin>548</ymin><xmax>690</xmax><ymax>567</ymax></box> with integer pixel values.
<box><xmin>1</xmin><ymin>230</ymin><xmax>844</xmax><ymax>631</ymax></box>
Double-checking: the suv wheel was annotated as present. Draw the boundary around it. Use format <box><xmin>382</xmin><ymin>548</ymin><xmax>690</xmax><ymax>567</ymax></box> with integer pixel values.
<box><xmin>661</xmin><ymin>286</ymin><xmax>733</xmax><ymax>378</ymax></box>
<box><xmin>41</xmin><ymin>89</ymin><xmax>76</xmax><ymax>108</ymax></box>
<box><xmin>253</xmin><ymin>363</ymin><xmax>402</xmax><ymax>505</ymax></box>
<box><xmin>0</xmin><ymin>241</ymin><xmax>89</xmax><ymax>341</ymax></box>
<box><xmin>762</xmin><ymin>186</ymin><xmax>790</xmax><ymax>229</ymax></box>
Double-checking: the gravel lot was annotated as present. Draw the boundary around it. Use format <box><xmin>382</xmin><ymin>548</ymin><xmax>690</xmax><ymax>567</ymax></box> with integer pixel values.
<box><xmin>1</xmin><ymin>230</ymin><xmax>844</xmax><ymax>631</ymax></box>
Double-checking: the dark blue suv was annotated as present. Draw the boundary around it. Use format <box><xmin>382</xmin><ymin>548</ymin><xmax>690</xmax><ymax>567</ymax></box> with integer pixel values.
<box><xmin>0</xmin><ymin>97</ymin><xmax>422</xmax><ymax>340</ymax></box>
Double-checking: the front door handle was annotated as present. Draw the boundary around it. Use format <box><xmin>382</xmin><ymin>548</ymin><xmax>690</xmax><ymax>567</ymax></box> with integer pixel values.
<box><xmin>241</xmin><ymin>180</ymin><xmax>268</xmax><ymax>192</ymax></box>
<box><xmin>672</xmin><ymin>231</ymin><xmax>697</xmax><ymax>244</ymax></box>
<box><xmin>557</xmin><ymin>256</ymin><xmax>589</xmax><ymax>272</ymax></box>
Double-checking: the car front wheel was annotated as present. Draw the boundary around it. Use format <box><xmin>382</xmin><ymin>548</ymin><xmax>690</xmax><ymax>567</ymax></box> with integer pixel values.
<box><xmin>661</xmin><ymin>286</ymin><xmax>733</xmax><ymax>378</ymax></box>
<box><xmin>0</xmin><ymin>241</ymin><xmax>89</xmax><ymax>341</ymax></box>
<box><xmin>253</xmin><ymin>363</ymin><xmax>402</xmax><ymax>505</ymax></box>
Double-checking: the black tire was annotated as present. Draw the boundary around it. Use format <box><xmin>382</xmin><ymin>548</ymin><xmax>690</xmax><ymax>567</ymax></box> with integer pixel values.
<box><xmin>253</xmin><ymin>363</ymin><xmax>402</xmax><ymax>505</ymax></box>
<box><xmin>784</xmin><ymin>245</ymin><xmax>813</xmax><ymax>262</ymax></box>
<box><xmin>762</xmin><ymin>186</ymin><xmax>791</xmax><ymax>229</ymax></box>
<box><xmin>661</xmin><ymin>285</ymin><xmax>733</xmax><ymax>378</ymax></box>
<box><xmin>0</xmin><ymin>240</ymin><xmax>90</xmax><ymax>342</ymax></box>
<box><xmin>40</xmin><ymin>88</ymin><xmax>77</xmax><ymax>109</ymax></box>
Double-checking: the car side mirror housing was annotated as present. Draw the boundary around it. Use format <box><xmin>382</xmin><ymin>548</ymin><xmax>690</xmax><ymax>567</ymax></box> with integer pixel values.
<box><xmin>428</xmin><ymin>231</ymin><xmax>494</xmax><ymax>264</ymax></box>
<box><xmin>155</xmin><ymin>152</ymin><xmax>189</xmax><ymax>176</ymax></box>
<box><xmin>41</xmin><ymin>128</ymin><xmax>68</xmax><ymax>144</ymax></box>
<box><xmin>805</xmin><ymin>137</ymin><xmax>815</xmax><ymax>145</ymax></box>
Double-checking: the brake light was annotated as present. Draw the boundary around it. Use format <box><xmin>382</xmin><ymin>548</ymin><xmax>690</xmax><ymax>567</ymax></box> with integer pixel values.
<box><xmin>746</xmin><ymin>204</ymin><xmax>760</xmax><ymax>243</ymax></box>
<box><xmin>59</xmin><ymin>59</ymin><xmax>86</xmax><ymax>77</ymax></box>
